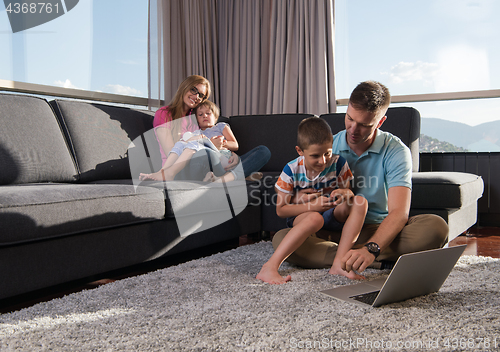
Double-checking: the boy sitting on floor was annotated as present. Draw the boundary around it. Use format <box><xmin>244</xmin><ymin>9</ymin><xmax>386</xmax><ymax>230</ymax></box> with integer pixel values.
<box><xmin>256</xmin><ymin>117</ymin><xmax>368</xmax><ymax>284</ymax></box>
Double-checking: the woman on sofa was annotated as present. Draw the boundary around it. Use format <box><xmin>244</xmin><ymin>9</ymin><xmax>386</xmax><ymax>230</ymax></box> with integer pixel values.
<box><xmin>140</xmin><ymin>99</ymin><xmax>241</xmax><ymax>182</ymax></box>
<box><xmin>147</xmin><ymin>75</ymin><xmax>270</xmax><ymax>181</ymax></box>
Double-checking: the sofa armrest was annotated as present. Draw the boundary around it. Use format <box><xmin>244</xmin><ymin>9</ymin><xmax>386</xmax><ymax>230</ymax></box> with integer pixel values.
<box><xmin>411</xmin><ymin>172</ymin><xmax>484</xmax><ymax>209</ymax></box>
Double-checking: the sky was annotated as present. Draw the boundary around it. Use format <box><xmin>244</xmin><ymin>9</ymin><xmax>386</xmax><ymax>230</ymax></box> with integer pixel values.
<box><xmin>335</xmin><ymin>0</ymin><xmax>500</xmax><ymax>126</ymax></box>
<box><xmin>0</xmin><ymin>0</ymin><xmax>148</xmax><ymax>97</ymax></box>
<box><xmin>1</xmin><ymin>0</ymin><xmax>499</xmax><ymax>127</ymax></box>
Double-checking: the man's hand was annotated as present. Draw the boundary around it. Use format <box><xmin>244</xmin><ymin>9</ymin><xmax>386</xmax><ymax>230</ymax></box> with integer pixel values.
<box><xmin>341</xmin><ymin>247</ymin><xmax>375</xmax><ymax>274</ymax></box>
<box><xmin>329</xmin><ymin>263</ymin><xmax>366</xmax><ymax>280</ymax></box>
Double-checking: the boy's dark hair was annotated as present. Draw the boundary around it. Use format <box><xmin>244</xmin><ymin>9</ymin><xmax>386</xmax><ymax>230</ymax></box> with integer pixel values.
<box><xmin>349</xmin><ymin>81</ymin><xmax>391</xmax><ymax>113</ymax></box>
<box><xmin>297</xmin><ymin>117</ymin><xmax>333</xmax><ymax>150</ymax></box>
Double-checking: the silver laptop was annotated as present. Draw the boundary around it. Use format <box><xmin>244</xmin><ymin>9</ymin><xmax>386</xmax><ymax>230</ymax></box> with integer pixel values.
<box><xmin>320</xmin><ymin>245</ymin><xmax>466</xmax><ymax>307</ymax></box>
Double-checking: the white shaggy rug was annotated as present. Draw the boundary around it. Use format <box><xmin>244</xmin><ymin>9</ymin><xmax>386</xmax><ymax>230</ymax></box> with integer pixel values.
<box><xmin>1</xmin><ymin>241</ymin><xmax>500</xmax><ymax>351</ymax></box>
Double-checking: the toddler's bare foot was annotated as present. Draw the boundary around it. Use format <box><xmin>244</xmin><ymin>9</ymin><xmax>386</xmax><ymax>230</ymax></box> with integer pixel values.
<box><xmin>139</xmin><ymin>172</ymin><xmax>162</xmax><ymax>181</ymax></box>
<box><xmin>203</xmin><ymin>171</ymin><xmax>217</xmax><ymax>182</ymax></box>
<box><xmin>245</xmin><ymin>172</ymin><xmax>263</xmax><ymax>181</ymax></box>
<box><xmin>139</xmin><ymin>170</ymin><xmax>169</xmax><ymax>181</ymax></box>
<box><xmin>329</xmin><ymin>265</ymin><xmax>365</xmax><ymax>280</ymax></box>
<box><xmin>256</xmin><ymin>264</ymin><xmax>292</xmax><ymax>284</ymax></box>
<box><xmin>162</xmin><ymin>172</ymin><xmax>175</xmax><ymax>181</ymax></box>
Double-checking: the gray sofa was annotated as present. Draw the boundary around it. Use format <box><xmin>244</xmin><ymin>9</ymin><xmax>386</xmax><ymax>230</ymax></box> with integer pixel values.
<box><xmin>230</xmin><ymin>108</ymin><xmax>484</xmax><ymax>240</ymax></box>
<box><xmin>0</xmin><ymin>93</ymin><xmax>483</xmax><ymax>301</ymax></box>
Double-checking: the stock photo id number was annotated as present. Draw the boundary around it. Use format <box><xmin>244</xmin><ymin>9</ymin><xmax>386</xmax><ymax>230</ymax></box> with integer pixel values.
<box><xmin>4</xmin><ymin>0</ymin><xmax>79</xmax><ymax>32</ymax></box>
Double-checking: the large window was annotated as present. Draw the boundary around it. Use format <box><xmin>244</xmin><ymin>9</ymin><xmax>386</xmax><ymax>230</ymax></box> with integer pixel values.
<box><xmin>335</xmin><ymin>0</ymin><xmax>500</xmax><ymax>152</ymax></box>
<box><xmin>0</xmin><ymin>0</ymin><xmax>148</xmax><ymax>98</ymax></box>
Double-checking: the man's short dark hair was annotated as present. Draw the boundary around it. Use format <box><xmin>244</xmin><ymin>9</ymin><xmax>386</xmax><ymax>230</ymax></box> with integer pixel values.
<box><xmin>297</xmin><ymin>117</ymin><xmax>333</xmax><ymax>150</ymax></box>
<box><xmin>349</xmin><ymin>81</ymin><xmax>391</xmax><ymax>113</ymax></box>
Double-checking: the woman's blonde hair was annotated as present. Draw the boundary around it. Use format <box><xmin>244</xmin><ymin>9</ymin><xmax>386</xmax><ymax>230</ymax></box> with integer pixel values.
<box><xmin>167</xmin><ymin>75</ymin><xmax>211</xmax><ymax>122</ymax></box>
<box><xmin>167</xmin><ymin>75</ymin><xmax>211</xmax><ymax>142</ymax></box>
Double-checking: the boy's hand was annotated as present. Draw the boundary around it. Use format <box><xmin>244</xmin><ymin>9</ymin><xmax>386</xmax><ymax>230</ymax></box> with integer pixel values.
<box><xmin>291</xmin><ymin>189</ymin><xmax>338</xmax><ymax>212</ymax></box>
<box><xmin>277</xmin><ymin>189</ymin><xmax>334</xmax><ymax>218</ymax></box>
<box><xmin>329</xmin><ymin>188</ymin><xmax>354</xmax><ymax>206</ymax></box>
<box><xmin>292</xmin><ymin>188</ymin><xmax>322</xmax><ymax>204</ymax></box>
<box><xmin>304</xmin><ymin>194</ymin><xmax>337</xmax><ymax>212</ymax></box>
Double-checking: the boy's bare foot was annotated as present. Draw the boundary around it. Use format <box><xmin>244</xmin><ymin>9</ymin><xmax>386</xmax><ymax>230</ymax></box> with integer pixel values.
<box><xmin>256</xmin><ymin>264</ymin><xmax>292</xmax><ymax>284</ymax></box>
<box><xmin>329</xmin><ymin>265</ymin><xmax>365</xmax><ymax>280</ymax></box>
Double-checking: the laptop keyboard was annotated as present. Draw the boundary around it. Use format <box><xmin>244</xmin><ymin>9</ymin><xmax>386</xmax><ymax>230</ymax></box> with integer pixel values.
<box><xmin>350</xmin><ymin>290</ymin><xmax>380</xmax><ymax>305</ymax></box>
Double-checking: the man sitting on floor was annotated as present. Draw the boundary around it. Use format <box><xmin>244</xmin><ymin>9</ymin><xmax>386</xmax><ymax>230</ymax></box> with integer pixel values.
<box><xmin>272</xmin><ymin>81</ymin><xmax>449</xmax><ymax>276</ymax></box>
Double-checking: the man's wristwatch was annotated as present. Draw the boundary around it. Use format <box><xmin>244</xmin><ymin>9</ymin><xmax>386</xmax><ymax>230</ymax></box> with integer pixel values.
<box><xmin>364</xmin><ymin>242</ymin><xmax>380</xmax><ymax>258</ymax></box>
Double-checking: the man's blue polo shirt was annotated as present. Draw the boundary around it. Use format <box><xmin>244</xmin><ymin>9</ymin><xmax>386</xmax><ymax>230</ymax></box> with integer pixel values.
<box><xmin>332</xmin><ymin>129</ymin><xmax>412</xmax><ymax>224</ymax></box>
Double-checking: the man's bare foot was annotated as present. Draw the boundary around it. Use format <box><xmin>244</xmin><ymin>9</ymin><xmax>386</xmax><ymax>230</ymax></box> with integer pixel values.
<box><xmin>329</xmin><ymin>265</ymin><xmax>365</xmax><ymax>280</ymax></box>
<box><xmin>256</xmin><ymin>264</ymin><xmax>292</xmax><ymax>284</ymax></box>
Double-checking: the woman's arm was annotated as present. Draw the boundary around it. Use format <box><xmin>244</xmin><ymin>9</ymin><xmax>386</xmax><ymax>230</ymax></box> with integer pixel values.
<box><xmin>155</xmin><ymin>126</ymin><xmax>175</xmax><ymax>157</ymax></box>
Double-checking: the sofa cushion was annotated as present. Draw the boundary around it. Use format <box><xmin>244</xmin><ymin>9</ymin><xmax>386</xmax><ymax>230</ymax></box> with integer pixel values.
<box><xmin>50</xmin><ymin>100</ymin><xmax>155</xmax><ymax>182</ymax></box>
<box><xmin>410</xmin><ymin>203</ymin><xmax>478</xmax><ymax>241</ymax></box>
<box><xmin>258</xmin><ymin>171</ymin><xmax>286</xmax><ymax>232</ymax></box>
<box><xmin>142</xmin><ymin>177</ymin><xmax>249</xmax><ymax>237</ymax></box>
<box><xmin>383</xmin><ymin>107</ymin><xmax>420</xmax><ymax>171</ymax></box>
<box><xmin>228</xmin><ymin>114</ymin><xmax>315</xmax><ymax>172</ymax></box>
<box><xmin>0</xmin><ymin>183</ymin><xmax>165</xmax><ymax>246</ymax></box>
<box><xmin>411</xmin><ymin>172</ymin><xmax>484</xmax><ymax>209</ymax></box>
<box><xmin>321</xmin><ymin>107</ymin><xmax>421</xmax><ymax>172</ymax></box>
<box><xmin>0</xmin><ymin>93</ymin><xmax>77</xmax><ymax>185</ymax></box>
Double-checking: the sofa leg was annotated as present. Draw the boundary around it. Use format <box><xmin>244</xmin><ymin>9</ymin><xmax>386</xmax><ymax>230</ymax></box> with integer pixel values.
<box><xmin>243</xmin><ymin>231</ymin><xmax>272</xmax><ymax>242</ymax></box>
<box><xmin>260</xmin><ymin>231</ymin><xmax>272</xmax><ymax>241</ymax></box>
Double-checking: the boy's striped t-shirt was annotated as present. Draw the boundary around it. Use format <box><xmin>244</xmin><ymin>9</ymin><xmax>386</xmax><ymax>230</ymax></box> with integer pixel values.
<box><xmin>275</xmin><ymin>155</ymin><xmax>353</xmax><ymax>194</ymax></box>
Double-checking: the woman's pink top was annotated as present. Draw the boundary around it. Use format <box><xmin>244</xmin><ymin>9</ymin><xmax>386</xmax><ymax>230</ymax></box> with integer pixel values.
<box><xmin>153</xmin><ymin>106</ymin><xmax>198</xmax><ymax>166</ymax></box>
